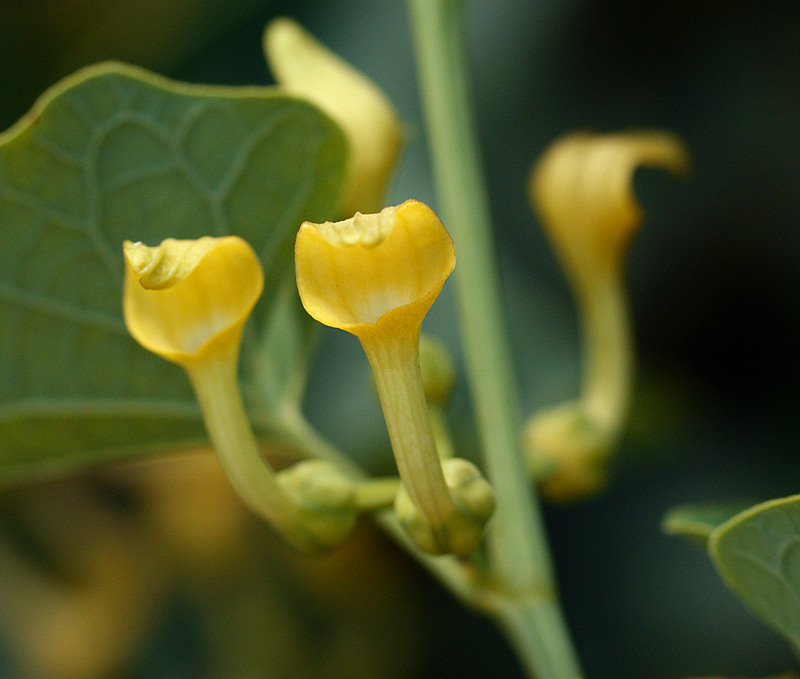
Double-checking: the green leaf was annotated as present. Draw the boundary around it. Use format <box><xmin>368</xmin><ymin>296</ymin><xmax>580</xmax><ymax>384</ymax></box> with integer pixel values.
<box><xmin>709</xmin><ymin>494</ymin><xmax>800</xmax><ymax>656</ymax></box>
<box><xmin>0</xmin><ymin>62</ymin><xmax>347</xmax><ymax>483</ymax></box>
<box><xmin>244</xmin><ymin>272</ymin><xmax>320</xmax><ymax>418</ymax></box>
<box><xmin>662</xmin><ymin>500</ymin><xmax>754</xmax><ymax>548</ymax></box>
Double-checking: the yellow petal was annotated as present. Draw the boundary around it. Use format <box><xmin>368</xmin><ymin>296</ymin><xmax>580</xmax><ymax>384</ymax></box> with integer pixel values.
<box><xmin>264</xmin><ymin>17</ymin><xmax>403</xmax><ymax>215</ymax></box>
<box><xmin>530</xmin><ymin>131</ymin><xmax>689</xmax><ymax>285</ymax></box>
<box><xmin>294</xmin><ymin>200</ymin><xmax>455</xmax><ymax>338</ymax></box>
<box><xmin>123</xmin><ymin>236</ymin><xmax>263</xmax><ymax>366</ymax></box>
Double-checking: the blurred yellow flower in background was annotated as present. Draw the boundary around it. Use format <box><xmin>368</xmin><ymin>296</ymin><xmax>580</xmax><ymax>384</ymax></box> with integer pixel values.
<box><xmin>525</xmin><ymin>131</ymin><xmax>689</xmax><ymax>502</ymax></box>
<box><xmin>265</xmin><ymin>17</ymin><xmax>403</xmax><ymax>216</ymax></box>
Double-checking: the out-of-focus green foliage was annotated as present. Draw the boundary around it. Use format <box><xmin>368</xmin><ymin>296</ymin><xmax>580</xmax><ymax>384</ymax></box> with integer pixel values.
<box><xmin>0</xmin><ymin>62</ymin><xmax>346</xmax><ymax>482</ymax></box>
<box><xmin>662</xmin><ymin>501</ymin><xmax>754</xmax><ymax>548</ymax></box>
<box><xmin>710</xmin><ymin>496</ymin><xmax>800</xmax><ymax>656</ymax></box>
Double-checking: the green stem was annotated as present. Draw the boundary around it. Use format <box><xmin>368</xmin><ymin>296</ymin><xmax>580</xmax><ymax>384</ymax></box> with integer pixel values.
<box><xmin>493</xmin><ymin>597</ymin><xmax>582</xmax><ymax>679</ymax></box>
<box><xmin>360</xmin><ymin>329</ymin><xmax>465</xmax><ymax>552</ymax></box>
<box><xmin>405</xmin><ymin>1</ymin><xmax>582</xmax><ymax>677</ymax></box>
<box><xmin>354</xmin><ymin>477</ymin><xmax>401</xmax><ymax>512</ymax></box>
<box><xmin>185</xmin><ymin>345</ymin><xmax>331</xmax><ymax>554</ymax></box>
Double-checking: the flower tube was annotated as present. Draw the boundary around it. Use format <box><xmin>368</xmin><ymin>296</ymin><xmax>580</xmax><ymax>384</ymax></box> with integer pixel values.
<box><xmin>295</xmin><ymin>200</ymin><xmax>494</xmax><ymax>555</ymax></box>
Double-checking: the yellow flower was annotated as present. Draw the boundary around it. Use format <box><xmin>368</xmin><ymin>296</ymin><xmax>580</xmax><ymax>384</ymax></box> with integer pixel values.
<box><xmin>530</xmin><ymin>131</ymin><xmax>689</xmax><ymax>288</ymax></box>
<box><xmin>525</xmin><ymin>131</ymin><xmax>689</xmax><ymax>502</ymax></box>
<box><xmin>123</xmin><ymin>236</ymin><xmax>359</xmax><ymax>552</ymax></box>
<box><xmin>295</xmin><ymin>200</ymin><xmax>454</xmax><ymax>338</ymax></box>
<box><xmin>123</xmin><ymin>236</ymin><xmax>262</xmax><ymax>368</ymax></box>
<box><xmin>296</xmin><ymin>200</ymin><xmax>493</xmax><ymax>555</ymax></box>
<box><xmin>264</xmin><ymin>17</ymin><xmax>403</xmax><ymax>216</ymax></box>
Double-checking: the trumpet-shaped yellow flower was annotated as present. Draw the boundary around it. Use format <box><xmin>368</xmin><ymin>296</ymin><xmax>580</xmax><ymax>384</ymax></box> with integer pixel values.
<box><xmin>525</xmin><ymin>131</ymin><xmax>689</xmax><ymax>501</ymax></box>
<box><xmin>295</xmin><ymin>200</ymin><xmax>454</xmax><ymax>337</ymax></box>
<box><xmin>264</xmin><ymin>17</ymin><xmax>403</xmax><ymax>216</ymax></box>
<box><xmin>531</xmin><ymin>131</ymin><xmax>689</xmax><ymax>288</ymax></box>
<box><xmin>295</xmin><ymin>200</ymin><xmax>494</xmax><ymax>555</ymax></box>
<box><xmin>123</xmin><ymin>236</ymin><xmax>262</xmax><ymax>368</ymax></box>
<box><xmin>123</xmin><ymin>236</ymin><xmax>359</xmax><ymax>552</ymax></box>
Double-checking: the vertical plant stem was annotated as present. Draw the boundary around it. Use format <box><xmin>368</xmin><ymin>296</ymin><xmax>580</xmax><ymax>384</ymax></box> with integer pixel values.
<box><xmin>405</xmin><ymin>1</ymin><xmax>582</xmax><ymax>677</ymax></box>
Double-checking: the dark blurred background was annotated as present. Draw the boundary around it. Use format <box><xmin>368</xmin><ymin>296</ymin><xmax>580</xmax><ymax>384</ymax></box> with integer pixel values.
<box><xmin>2</xmin><ymin>1</ymin><xmax>800</xmax><ymax>677</ymax></box>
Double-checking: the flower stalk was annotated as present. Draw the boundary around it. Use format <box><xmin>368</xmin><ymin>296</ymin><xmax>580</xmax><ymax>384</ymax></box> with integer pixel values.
<box><xmin>579</xmin><ymin>267</ymin><xmax>632</xmax><ymax>433</ymax></box>
<box><xmin>360</xmin><ymin>329</ymin><xmax>458</xmax><ymax>543</ymax></box>
<box><xmin>182</xmin><ymin>338</ymin><xmax>316</xmax><ymax>549</ymax></box>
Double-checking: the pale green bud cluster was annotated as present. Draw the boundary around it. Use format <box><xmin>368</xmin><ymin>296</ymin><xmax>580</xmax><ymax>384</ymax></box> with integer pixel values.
<box><xmin>524</xmin><ymin>402</ymin><xmax>612</xmax><ymax>502</ymax></box>
<box><xmin>277</xmin><ymin>460</ymin><xmax>359</xmax><ymax>551</ymax></box>
<box><xmin>395</xmin><ymin>458</ymin><xmax>495</xmax><ymax>556</ymax></box>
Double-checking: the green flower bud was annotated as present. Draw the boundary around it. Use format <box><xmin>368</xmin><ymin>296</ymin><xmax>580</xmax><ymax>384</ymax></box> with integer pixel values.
<box><xmin>394</xmin><ymin>458</ymin><xmax>495</xmax><ymax>556</ymax></box>
<box><xmin>524</xmin><ymin>402</ymin><xmax>612</xmax><ymax>503</ymax></box>
<box><xmin>277</xmin><ymin>460</ymin><xmax>358</xmax><ymax>551</ymax></box>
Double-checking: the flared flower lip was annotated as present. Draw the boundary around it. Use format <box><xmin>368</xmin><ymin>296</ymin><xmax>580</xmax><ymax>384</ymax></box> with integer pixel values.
<box><xmin>530</xmin><ymin>130</ymin><xmax>689</xmax><ymax>280</ymax></box>
<box><xmin>294</xmin><ymin>199</ymin><xmax>455</xmax><ymax>338</ymax></box>
<box><xmin>123</xmin><ymin>235</ymin><xmax>264</xmax><ymax>366</ymax></box>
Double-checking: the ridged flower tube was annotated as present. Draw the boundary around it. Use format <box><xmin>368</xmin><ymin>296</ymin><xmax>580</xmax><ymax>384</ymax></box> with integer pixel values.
<box><xmin>123</xmin><ymin>236</ymin><xmax>358</xmax><ymax>552</ymax></box>
<box><xmin>526</xmin><ymin>131</ymin><xmax>689</xmax><ymax>500</ymax></box>
<box><xmin>295</xmin><ymin>200</ymin><xmax>494</xmax><ymax>555</ymax></box>
<box><xmin>264</xmin><ymin>17</ymin><xmax>403</xmax><ymax>216</ymax></box>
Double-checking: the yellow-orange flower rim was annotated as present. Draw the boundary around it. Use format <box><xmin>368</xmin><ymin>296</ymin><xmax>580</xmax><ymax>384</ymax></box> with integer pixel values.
<box><xmin>123</xmin><ymin>236</ymin><xmax>263</xmax><ymax>366</ymax></box>
<box><xmin>531</xmin><ymin>131</ymin><xmax>689</xmax><ymax>283</ymax></box>
<box><xmin>295</xmin><ymin>199</ymin><xmax>455</xmax><ymax>338</ymax></box>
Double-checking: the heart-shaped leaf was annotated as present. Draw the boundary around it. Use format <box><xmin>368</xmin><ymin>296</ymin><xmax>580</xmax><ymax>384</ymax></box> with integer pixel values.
<box><xmin>0</xmin><ymin>62</ymin><xmax>347</xmax><ymax>483</ymax></box>
<box><xmin>244</xmin><ymin>273</ymin><xmax>319</xmax><ymax>419</ymax></box>
<box><xmin>709</xmin><ymin>494</ymin><xmax>800</xmax><ymax>656</ymax></box>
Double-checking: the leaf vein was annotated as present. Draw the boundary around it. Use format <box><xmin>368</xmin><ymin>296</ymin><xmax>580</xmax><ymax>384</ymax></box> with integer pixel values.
<box><xmin>0</xmin><ymin>187</ymin><xmax>91</xmax><ymax>234</ymax></box>
<box><xmin>0</xmin><ymin>281</ymin><xmax>127</xmax><ymax>335</ymax></box>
